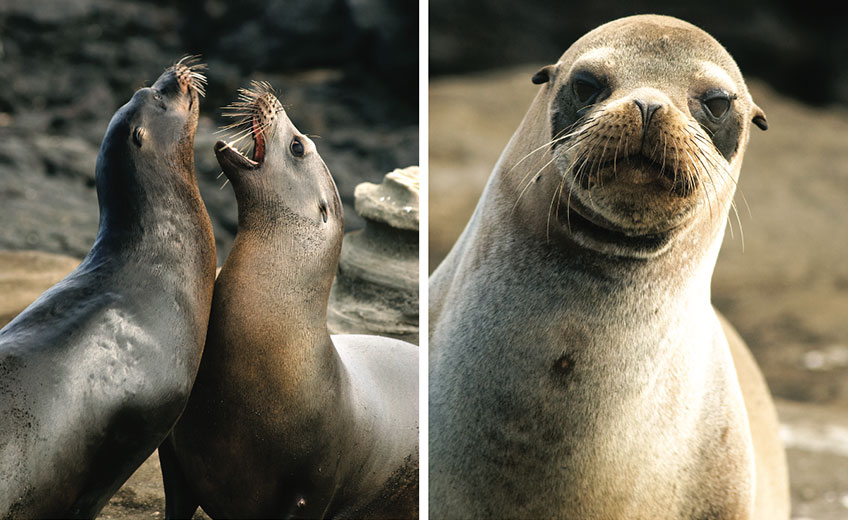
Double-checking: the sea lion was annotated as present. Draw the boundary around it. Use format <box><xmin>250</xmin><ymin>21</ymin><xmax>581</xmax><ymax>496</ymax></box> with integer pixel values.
<box><xmin>160</xmin><ymin>82</ymin><xmax>419</xmax><ymax>519</ymax></box>
<box><xmin>429</xmin><ymin>15</ymin><xmax>788</xmax><ymax>520</ymax></box>
<box><xmin>0</xmin><ymin>58</ymin><xmax>215</xmax><ymax>517</ymax></box>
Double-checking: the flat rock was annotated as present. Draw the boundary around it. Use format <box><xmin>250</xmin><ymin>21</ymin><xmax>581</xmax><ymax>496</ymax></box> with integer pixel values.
<box><xmin>329</xmin><ymin>166</ymin><xmax>419</xmax><ymax>344</ymax></box>
<box><xmin>354</xmin><ymin>166</ymin><xmax>420</xmax><ymax>231</ymax></box>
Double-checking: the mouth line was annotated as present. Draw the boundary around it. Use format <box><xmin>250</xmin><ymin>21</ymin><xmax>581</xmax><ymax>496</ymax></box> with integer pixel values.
<box><xmin>561</xmin><ymin>205</ymin><xmax>681</xmax><ymax>253</ymax></box>
<box><xmin>594</xmin><ymin>154</ymin><xmax>678</xmax><ymax>181</ymax></box>
<box><xmin>568</xmin><ymin>152</ymin><xmax>699</xmax><ymax>197</ymax></box>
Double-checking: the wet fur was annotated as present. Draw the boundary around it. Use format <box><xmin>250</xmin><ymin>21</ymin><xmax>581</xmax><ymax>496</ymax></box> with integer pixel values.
<box><xmin>0</xmin><ymin>60</ymin><xmax>215</xmax><ymax>517</ymax></box>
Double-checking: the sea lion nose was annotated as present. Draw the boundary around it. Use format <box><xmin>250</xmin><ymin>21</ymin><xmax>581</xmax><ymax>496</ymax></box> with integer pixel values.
<box><xmin>633</xmin><ymin>99</ymin><xmax>662</xmax><ymax>132</ymax></box>
<box><xmin>152</xmin><ymin>69</ymin><xmax>186</xmax><ymax>96</ymax></box>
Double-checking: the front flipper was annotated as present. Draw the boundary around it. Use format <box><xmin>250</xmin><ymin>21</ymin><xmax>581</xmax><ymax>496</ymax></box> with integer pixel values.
<box><xmin>158</xmin><ymin>439</ymin><xmax>200</xmax><ymax>519</ymax></box>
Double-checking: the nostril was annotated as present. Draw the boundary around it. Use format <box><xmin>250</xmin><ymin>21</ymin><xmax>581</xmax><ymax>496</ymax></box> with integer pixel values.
<box><xmin>633</xmin><ymin>99</ymin><xmax>662</xmax><ymax>132</ymax></box>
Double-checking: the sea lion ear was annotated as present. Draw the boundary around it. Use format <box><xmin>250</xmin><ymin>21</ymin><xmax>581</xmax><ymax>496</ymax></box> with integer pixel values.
<box><xmin>532</xmin><ymin>65</ymin><xmax>556</xmax><ymax>85</ymax></box>
<box><xmin>132</xmin><ymin>127</ymin><xmax>145</xmax><ymax>147</ymax></box>
<box><xmin>752</xmin><ymin>104</ymin><xmax>768</xmax><ymax>131</ymax></box>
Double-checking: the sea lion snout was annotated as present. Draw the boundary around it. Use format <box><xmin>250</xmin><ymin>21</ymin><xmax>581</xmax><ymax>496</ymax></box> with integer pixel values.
<box><xmin>151</xmin><ymin>57</ymin><xmax>207</xmax><ymax>100</ymax></box>
<box><xmin>627</xmin><ymin>87</ymin><xmax>672</xmax><ymax>133</ymax></box>
<box><xmin>633</xmin><ymin>98</ymin><xmax>662</xmax><ymax>133</ymax></box>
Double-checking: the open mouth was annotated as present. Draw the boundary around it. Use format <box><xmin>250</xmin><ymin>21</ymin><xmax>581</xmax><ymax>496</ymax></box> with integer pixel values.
<box><xmin>252</xmin><ymin>116</ymin><xmax>266</xmax><ymax>163</ymax></box>
<box><xmin>215</xmin><ymin>140</ymin><xmax>258</xmax><ymax>170</ymax></box>
<box><xmin>214</xmin><ymin>115</ymin><xmax>267</xmax><ymax>170</ymax></box>
<box><xmin>217</xmin><ymin>81</ymin><xmax>284</xmax><ymax>172</ymax></box>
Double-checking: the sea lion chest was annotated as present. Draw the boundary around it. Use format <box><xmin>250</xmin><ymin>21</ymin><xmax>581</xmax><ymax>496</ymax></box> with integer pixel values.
<box><xmin>430</xmin><ymin>237</ymin><xmax>754</xmax><ymax>519</ymax></box>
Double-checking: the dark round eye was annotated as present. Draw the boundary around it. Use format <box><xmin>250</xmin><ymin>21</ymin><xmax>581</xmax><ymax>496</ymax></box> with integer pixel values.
<box><xmin>152</xmin><ymin>91</ymin><xmax>162</xmax><ymax>102</ymax></box>
<box><xmin>703</xmin><ymin>96</ymin><xmax>731</xmax><ymax>119</ymax></box>
<box><xmin>319</xmin><ymin>201</ymin><xmax>328</xmax><ymax>223</ymax></box>
<box><xmin>291</xmin><ymin>139</ymin><xmax>304</xmax><ymax>157</ymax></box>
<box><xmin>573</xmin><ymin>80</ymin><xmax>600</xmax><ymax>104</ymax></box>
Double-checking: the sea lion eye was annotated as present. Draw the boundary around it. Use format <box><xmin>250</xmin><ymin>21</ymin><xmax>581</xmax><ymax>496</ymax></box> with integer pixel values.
<box><xmin>702</xmin><ymin>92</ymin><xmax>732</xmax><ymax>119</ymax></box>
<box><xmin>291</xmin><ymin>138</ymin><xmax>305</xmax><ymax>157</ymax></box>
<box><xmin>572</xmin><ymin>75</ymin><xmax>602</xmax><ymax>105</ymax></box>
<box><xmin>319</xmin><ymin>201</ymin><xmax>328</xmax><ymax>223</ymax></box>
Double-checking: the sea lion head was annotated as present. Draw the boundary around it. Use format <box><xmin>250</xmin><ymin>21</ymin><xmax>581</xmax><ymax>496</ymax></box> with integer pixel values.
<box><xmin>528</xmin><ymin>15</ymin><xmax>766</xmax><ymax>258</ymax></box>
<box><xmin>95</xmin><ymin>57</ymin><xmax>206</xmax><ymax>223</ymax></box>
<box><xmin>214</xmin><ymin>82</ymin><xmax>343</xmax><ymax>262</ymax></box>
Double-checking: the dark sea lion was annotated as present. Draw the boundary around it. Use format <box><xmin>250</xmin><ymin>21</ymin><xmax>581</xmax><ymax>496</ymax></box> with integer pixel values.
<box><xmin>429</xmin><ymin>15</ymin><xmax>788</xmax><ymax>519</ymax></box>
<box><xmin>0</xmin><ymin>58</ymin><xmax>215</xmax><ymax>518</ymax></box>
<box><xmin>160</xmin><ymin>82</ymin><xmax>419</xmax><ymax>519</ymax></box>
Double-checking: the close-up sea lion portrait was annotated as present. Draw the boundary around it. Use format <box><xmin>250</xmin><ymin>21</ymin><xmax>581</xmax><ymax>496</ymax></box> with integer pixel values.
<box><xmin>0</xmin><ymin>58</ymin><xmax>215</xmax><ymax>517</ymax></box>
<box><xmin>429</xmin><ymin>14</ymin><xmax>789</xmax><ymax>520</ymax></box>
<box><xmin>159</xmin><ymin>83</ymin><xmax>420</xmax><ymax>519</ymax></box>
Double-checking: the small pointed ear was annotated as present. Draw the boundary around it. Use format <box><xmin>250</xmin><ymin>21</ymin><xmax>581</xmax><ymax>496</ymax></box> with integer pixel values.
<box><xmin>752</xmin><ymin>104</ymin><xmax>768</xmax><ymax>131</ymax></box>
<box><xmin>132</xmin><ymin>127</ymin><xmax>145</xmax><ymax>147</ymax></box>
<box><xmin>532</xmin><ymin>65</ymin><xmax>556</xmax><ymax>85</ymax></box>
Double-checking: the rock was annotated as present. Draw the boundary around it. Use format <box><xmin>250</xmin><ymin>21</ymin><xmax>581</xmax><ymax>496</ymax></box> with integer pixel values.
<box><xmin>0</xmin><ymin>250</ymin><xmax>80</xmax><ymax>328</ymax></box>
<box><xmin>347</xmin><ymin>0</ymin><xmax>418</xmax><ymax>99</ymax></box>
<box><xmin>33</xmin><ymin>135</ymin><xmax>98</xmax><ymax>185</ymax></box>
<box><xmin>354</xmin><ymin>166</ymin><xmax>419</xmax><ymax>230</ymax></box>
<box><xmin>0</xmin><ymin>0</ymin><xmax>417</xmax><ymax>264</ymax></box>
<box><xmin>328</xmin><ymin>166</ymin><xmax>419</xmax><ymax>344</ymax></box>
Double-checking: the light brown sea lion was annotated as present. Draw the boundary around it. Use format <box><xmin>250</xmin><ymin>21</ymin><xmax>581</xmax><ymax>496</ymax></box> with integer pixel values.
<box><xmin>430</xmin><ymin>15</ymin><xmax>788</xmax><ymax>519</ymax></box>
<box><xmin>159</xmin><ymin>82</ymin><xmax>419</xmax><ymax>519</ymax></box>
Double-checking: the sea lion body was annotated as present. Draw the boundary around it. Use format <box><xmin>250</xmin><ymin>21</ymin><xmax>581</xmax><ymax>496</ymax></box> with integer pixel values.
<box><xmin>429</xmin><ymin>15</ymin><xmax>787</xmax><ymax>519</ymax></box>
<box><xmin>161</xmin><ymin>84</ymin><xmax>418</xmax><ymax>518</ymax></box>
<box><xmin>0</xmin><ymin>61</ymin><xmax>214</xmax><ymax>517</ymax></box>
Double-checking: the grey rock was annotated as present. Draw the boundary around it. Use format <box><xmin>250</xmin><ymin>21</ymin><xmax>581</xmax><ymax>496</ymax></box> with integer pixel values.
<box><xmin>354</xmin><ymin>167</ymin><xmax>419</xmax><ymax>231</ymax></box>
<box><xmin>32</xmin><ymin>135</ymin><xmax>98</xmax><ymax>184</ymax></box>
<box><xmin>328</xmin><ymin>166</ymin><xmax>419</xmax><ymax>344</ymax></box>
<box><xmin>0</xmin><ymin>0</ymin><xmax>417</xmax><ymax>265</ymax></box>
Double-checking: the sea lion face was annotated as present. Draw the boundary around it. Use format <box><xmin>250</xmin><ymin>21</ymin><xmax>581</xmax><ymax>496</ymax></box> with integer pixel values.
<box><xmin>101</xmin><ymin>58</ymin><xmax>205</xmax><ymax>171</ymax></box>
<box><xmin>93</xmin><ymin>58</ymin><xmax>205</xmax><ymax>224</ymax></box>
<box><xmin>533</xmin><ymin>15</ymin><xmax>766</xmax><ymax>257</ymax></box>
<box><xmin>214</xmin><ymin>82</ymin><xmax>343</xmax><ymax>245</ymax></box>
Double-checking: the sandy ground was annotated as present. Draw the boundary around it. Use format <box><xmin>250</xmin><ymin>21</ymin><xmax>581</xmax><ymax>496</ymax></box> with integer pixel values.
<box><xmin>429</xmin><ymin>65</ymin><xmax>848</xmax><ymax>519</ymax></box>
<box><xmin>98</xmin><ymin>453</ymin><xmax>208</xmax><ymax>520</ymax></box>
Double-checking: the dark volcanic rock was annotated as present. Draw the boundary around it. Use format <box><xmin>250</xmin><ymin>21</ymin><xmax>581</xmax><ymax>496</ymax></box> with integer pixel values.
<box><xmin>0</xmin><ymin>0</ymin><xmax>418</xmax><ymax>265</ymax></box>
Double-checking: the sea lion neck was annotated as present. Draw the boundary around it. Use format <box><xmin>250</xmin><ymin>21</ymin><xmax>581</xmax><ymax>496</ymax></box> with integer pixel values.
<box><xmin>91</xmin><ymin>69</ymin><xmax>206</xmax><ymax>249</ymax></box>
<box><xmin>210</xmin><ymin>228</ymin><xmax>338</xmax><ymax>378</ymax></box>
<box><xmin>93</xmin><ymin>143</ymin><xmax>206</xmax><ymax>244</ymax></box>
<box><xmin>228</xmin><ymin>209</ymin><xmax>340</xmax><ymax>332</ymax></box>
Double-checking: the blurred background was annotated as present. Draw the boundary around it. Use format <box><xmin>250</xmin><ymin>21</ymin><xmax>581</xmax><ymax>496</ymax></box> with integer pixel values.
<box><xmin>429</xmin><ymin>2</ymin><xmax>848</xmax><ymax>519</ymax></box>
<box><xmin>0</xmin><ymin>0</ymin><xmax>418</xmax><ymax>265</ymax></box>
<box><xmin>0</xmin><ymin>0</ymin><xmax>417</xmax><ymax>517</ymax></box>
